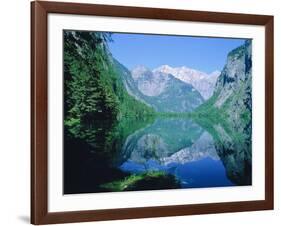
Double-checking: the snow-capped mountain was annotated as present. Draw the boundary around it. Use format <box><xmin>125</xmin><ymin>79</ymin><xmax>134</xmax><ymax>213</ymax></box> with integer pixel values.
<box><xmin>153</xmin><ymin>65</ymin><xmax>220</xmax><ymax>99</ymax></box>
<box><xmin>130</xmin><ymin>65</ymin><xmax>204</xmax><ymax>112</ymax></box>
<box><xmin>131</xmin><ymin>65</ymin><xmax>170</xmax><ymax>97</ymax></box>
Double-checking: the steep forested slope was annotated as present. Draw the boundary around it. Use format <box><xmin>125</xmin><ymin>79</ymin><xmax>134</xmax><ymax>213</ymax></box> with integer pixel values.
<box><xmin>63</xmin><ymin>31</ymin><xmax>154</xmax><ymax>140</ymax></box>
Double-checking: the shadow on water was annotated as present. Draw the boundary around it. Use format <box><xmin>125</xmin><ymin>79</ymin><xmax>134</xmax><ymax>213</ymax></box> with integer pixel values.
<box><xmin>64</xmin><ymin>117</ymin><xmax>155</xmax><ymax>194</ymax></box>
<box><xmin>64</xmin><ymin>115</ymin><xmax>252</xmax><ymax>194</ymax></box>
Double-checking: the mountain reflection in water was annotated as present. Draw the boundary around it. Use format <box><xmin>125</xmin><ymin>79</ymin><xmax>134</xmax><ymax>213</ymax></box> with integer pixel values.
<box><xmin>64</xmin><ymin>117</ymin><xmax>251</xmax><ymax>194</ymax></box>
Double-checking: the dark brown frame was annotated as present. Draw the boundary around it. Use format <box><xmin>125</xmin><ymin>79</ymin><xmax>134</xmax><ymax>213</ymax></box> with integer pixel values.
<box><xmin>31</xmin><ymin>1</ymin><xmax>274</xmax><ymax>224</ymax></box>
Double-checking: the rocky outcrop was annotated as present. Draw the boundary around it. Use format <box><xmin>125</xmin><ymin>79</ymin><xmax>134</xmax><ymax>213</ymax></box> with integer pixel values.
<box><xmin>194</xmin><ymin>40</ymin><xmax>253</xmax><ymax>186</ymax></box>
<box><xmin>132</xmin><ymin>66</ymin><xmax>171</xmax><ymax>96</ymax></box>
<box><xmin>153</xmin><ymin>65</ymin><xmax>220</xmax><ymax>100</ymax></box>
<box><xmin>214</xmin><ymin>40</ymin><xmax>252</xmax><ymax>133</ymax></box>
<box><xmin>130</xmin><ymin>66</ymin><xmax>204</xmax><ymax>112</ymax></box>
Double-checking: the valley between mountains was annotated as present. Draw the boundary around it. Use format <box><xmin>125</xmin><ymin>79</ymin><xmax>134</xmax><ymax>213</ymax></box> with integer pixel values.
<box><xmin>63</xmin><ymin>31</ymin><xmax>252</xmax><ymax>193</ymax></box>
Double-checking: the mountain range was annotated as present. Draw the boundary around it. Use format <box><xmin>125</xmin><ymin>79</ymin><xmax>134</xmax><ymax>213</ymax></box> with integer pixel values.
<box><xmin>129</xmin><ymin>65</ymin><xmax>205</xmax><ymax>112</ymax></box>
<box><xmin>114</xmin><ymin>39</ymin><xmax>253</xmax><ymax>186</ymax></box>
<box><xmin>65</xmin><ymin>31</ymin><xmax>249</xmax><ymax>118</ymax></box>
<box><xmin>153</xmin><ymin>65</ymin><xmax>220</xmax><ymax>100</ymax></box>
<box><xmin>115</xmin><ymin>63</ymin><xmax>220</xmax><ymax>113</ymax></box>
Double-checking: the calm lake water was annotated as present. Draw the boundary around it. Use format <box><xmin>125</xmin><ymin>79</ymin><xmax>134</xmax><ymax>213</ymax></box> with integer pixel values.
<box><xmin>64</xmin><ymin>117</ymin><xmax>251</xmax><ymax>194</ymax></box>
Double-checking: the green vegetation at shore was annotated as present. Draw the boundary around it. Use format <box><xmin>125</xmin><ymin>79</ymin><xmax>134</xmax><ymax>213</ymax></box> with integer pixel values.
<box><xmin>100</xmin><ymin>171</ymin><xmax>180</xmax><ymax>191</ymax></box>
<box><xmin>190</xmin><ymin>90</ymin><xmax>250</xmax><ymax>146</ymax></box>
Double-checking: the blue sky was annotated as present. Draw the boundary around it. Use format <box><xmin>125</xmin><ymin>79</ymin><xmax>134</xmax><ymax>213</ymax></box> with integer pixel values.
<box><xmin>108</xmin><ymin>33</ymin><xmax>247</xmax><ymax>74</ymax></box>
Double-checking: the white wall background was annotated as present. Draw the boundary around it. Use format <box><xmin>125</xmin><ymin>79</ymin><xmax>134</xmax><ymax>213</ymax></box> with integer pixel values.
<box><xmin>0</xmin><ymin>0</ymin><xmax>279</xmax><ymax>225</ymax></box>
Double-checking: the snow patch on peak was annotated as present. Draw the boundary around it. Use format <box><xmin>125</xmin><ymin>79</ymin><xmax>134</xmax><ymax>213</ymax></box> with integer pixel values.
<box><xmin>152</xmin><ymin>65</ymin><xmax>174</xmax><ymax>74</ymax></box>
<box><xmin>153</xmin><ymin>65</ymin><xmax>220</xmax><ymax>99</ymax></box>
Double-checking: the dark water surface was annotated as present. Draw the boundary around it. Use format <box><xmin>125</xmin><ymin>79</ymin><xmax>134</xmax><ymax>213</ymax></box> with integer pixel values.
<box><xmin>64</xmin><ymin>117</ymin><xmax>251</xmax><ymax>194</ymax></box>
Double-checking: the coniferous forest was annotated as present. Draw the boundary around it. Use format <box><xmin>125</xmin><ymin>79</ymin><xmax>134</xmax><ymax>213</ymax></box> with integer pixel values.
<box><xmin>64</xmin><ymin>31</ymin><xmax>154</xmax><ymax>139</ymax></box>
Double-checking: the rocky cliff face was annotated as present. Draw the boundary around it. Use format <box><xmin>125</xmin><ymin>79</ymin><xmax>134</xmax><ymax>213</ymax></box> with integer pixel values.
<box><xmin>115</xmin><ymin>61</ymin><xmax>220</xmax><ymax>113</ymax></box>
<box><xmin>128</xmin><ymin>65</ymin><xmax>204</xmax><ymax>112</ymax></box>
<box><xmin>131</xmin><ymin>66</ymin><xmax>171</xmax><ymax>97</ymax></box>
<box><xmin>214</xmin><ymin>40</ymin><xmax>252</xmax><ymax>133</ymax></box>
<box><xmin>113</xmin><ymin>60</ymin><xmax>152</xmax><ymax>106</ymax></box>
<box><xmin>193</xmin><ymin>40</ymin><xmax>253</xmax><ymax>186</ymax></box>
<box><xmin>153</xmin><ymin>65</ymin><xmax>220</xmax><ymax>100</ymax></box>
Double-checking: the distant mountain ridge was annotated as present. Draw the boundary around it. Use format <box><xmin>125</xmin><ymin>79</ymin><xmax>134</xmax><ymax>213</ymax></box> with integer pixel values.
<box><xmin>153</xmin><ymin>65</ymin><xmax>220</xmax><ymax>100</ymax></box>
<box><xmin>131</xmin><ymin>65</ymin><xmax>170</xmax><ymax>97</ymax></box>
<box><xmin>128</xmin><ymin>65</ymin><xmax>204</xmax><ymax>112</ymax></box>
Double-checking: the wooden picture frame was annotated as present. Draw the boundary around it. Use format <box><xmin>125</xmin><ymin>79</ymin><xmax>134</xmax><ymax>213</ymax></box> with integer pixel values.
<box><xmin>31</xmin><ymin>1</ymin><xmax>274</xmax><ymax>224</ymax></box>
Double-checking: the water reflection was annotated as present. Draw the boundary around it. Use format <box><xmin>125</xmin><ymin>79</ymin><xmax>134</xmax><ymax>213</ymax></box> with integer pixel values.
<box><xmin>119</xmin><ymin>119</ymin><xmax>235</xmax><ymax>188</ymax></box>
<box><xmin>64</xmin><ymin>117</ymin><xmax>251</xmax><ymax>194</ymax></box>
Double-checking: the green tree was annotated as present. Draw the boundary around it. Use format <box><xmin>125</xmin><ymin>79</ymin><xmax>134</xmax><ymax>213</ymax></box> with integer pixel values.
<box><xmin>64</xmin><ymin>30</ymin><xmax>154</xmax><ymax>143</ymax></box>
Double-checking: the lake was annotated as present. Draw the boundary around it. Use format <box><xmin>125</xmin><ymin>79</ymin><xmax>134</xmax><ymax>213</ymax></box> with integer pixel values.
<box><xmin>64</xmin><ymin>117</ymin><xmax>251</xmax><ymax>194</ymax></box>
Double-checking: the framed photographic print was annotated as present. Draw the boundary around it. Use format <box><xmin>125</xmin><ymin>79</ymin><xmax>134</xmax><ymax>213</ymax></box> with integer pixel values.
<box><xmin>31</xmin><ymin>1</ymin><xmax>274</xmax><ymax>224</ymax></box>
